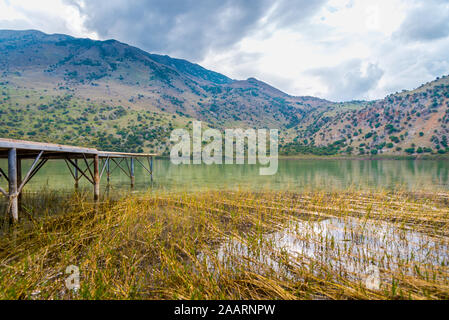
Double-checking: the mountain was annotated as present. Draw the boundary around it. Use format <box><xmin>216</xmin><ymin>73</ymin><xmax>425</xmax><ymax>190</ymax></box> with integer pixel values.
<box><xmin>0</xmin><ymin>29</ymin><xmax>448</xmax><ymax>157</ymax></box>
<box><xmin>0</xmin><ymin>30</ymin><xmax>330</xmax><ymax>124</ymax></box>
<box><xmin>282</xmin><ymin>75</ymin><xmax>449</xmax><ymax>156</ymax></box>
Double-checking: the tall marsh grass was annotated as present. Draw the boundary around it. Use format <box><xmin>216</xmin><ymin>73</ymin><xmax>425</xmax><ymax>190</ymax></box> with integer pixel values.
<box><xmin>0</xmin><ymin>189</ymin><xmax>448</xmax><ymax>300</ymax></box>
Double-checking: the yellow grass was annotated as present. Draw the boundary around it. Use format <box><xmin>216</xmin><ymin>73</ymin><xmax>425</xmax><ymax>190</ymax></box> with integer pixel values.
<box><xmin>0</xmin><ymin>189</ymin><xmax>448</xmax><ymax>300</ymax></box>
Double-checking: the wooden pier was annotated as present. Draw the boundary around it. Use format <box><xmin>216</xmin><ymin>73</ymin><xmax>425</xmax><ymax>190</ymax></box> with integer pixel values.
<box><xmin>0</xmin><ymin>138</ymin><xmax>156</xmax><ymax>222</ymax></box>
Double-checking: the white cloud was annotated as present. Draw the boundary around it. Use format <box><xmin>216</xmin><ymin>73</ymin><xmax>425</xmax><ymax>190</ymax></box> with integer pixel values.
<box><xmin>202</xmin><ymin>0</ymin><xmax>449</xmax><ymax>101</ymax></box>
<box><xmin>0</xmin><ymin>0</ymin><xmax>448</xmax><ymax>101</ymax></box>
<box><xmin>0</xmin><ymin>0</ymin><xmax>97</xmax><ymax>38</ymax></box>
<box><xmin>308</xmin><ymin>59</ymin><xmax>384</xmax><ymax>101</ymax></box>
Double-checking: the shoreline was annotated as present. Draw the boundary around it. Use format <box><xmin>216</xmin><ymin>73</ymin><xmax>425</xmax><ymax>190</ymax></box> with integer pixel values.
<box><xmin>155</xmin><ymin>155</ymin><xmax>449</xmax><ymax>161</ymax></box>
<box><xmin>278</xmin><ymin>154</ymin><xmax>449</xmax><ymax>160</ymax></box>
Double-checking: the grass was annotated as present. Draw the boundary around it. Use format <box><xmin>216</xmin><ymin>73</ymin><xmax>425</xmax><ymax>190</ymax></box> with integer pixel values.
<box><xmin>0</xmin><ymin>83</ymin><xmax>189</xmax><ymax>154</ymax></box>
<box><xmin>0</xmin><ymin>189</ymin><xmax>448</xmax><ymax>300</ymax></box>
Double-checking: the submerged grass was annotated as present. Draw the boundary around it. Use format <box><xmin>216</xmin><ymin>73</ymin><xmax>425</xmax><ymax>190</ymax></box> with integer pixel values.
<box><xmin>0</xmin><ymin>189</ymin><xmax>448</xmax><ymax>300</ymax></box>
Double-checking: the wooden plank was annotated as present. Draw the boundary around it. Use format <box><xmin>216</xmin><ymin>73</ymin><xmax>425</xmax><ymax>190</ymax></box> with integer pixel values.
<box><xmin>0</xmin><ymin>138</ymin><xmax>158</xmax><ymax>159</ymax></box>
<box><xmin>0</xmin><ymin>138</ymin><xmax>98</xmax><ymax>155</ymax></box>
<box><xmin>97</xmin><ymin>151</ymin><xmax>158</xmax><ymax>158</ymax></box>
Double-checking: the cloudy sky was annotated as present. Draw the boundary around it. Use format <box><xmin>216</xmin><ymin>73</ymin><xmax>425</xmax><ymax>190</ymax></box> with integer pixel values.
<box><xmin>0</xmin><ymin>0</ymin><xmax>448</xmax><ymax>102</ymax></box>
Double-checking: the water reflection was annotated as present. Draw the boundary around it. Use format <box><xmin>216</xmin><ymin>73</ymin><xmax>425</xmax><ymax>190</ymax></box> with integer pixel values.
<box><xmin>0</xmin><ymin>159</ymin><xmax>448</xmax><ymax>196</ymax></box>
<box><xmin>200</xmin><ymin>215</ymin><xmax>449</xmax><ymax>286</ymax></box>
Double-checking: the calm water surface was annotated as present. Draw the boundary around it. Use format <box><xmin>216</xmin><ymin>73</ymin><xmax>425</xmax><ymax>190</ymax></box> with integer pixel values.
<box><xmin>2</xmin><ymin>158</ymin><xmax>448</xmax><ymax>279</ymax></box>
<box><xmin>1</xmin><ymin>159</ymin><xmax>448</xmax><ymax>195</ymax></box>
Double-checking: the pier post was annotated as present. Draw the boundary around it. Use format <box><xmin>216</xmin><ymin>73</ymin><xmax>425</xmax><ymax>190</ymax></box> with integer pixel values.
<box><xmin>130</xmin><ymin>157</ymin><xmax>135</xmax><ymax>187</ymax></box>
<box><xmin>74</xmin><ymin>159</ymin><xmax>79</xmax><ymax>189</ymax></box>
<box><xmin>106</xmin><ymin>158</ymin><xmax>110</xmax><ymax>185</ymax></box>
<box><xmin>150</xmin><ymin>156</ymin><xmax>153</xmax><ymax>182</ymax></box>
<box><xmin>16</xmin><ymin>155</ymin><xmax>22</xmax><ymax>212</ymax></box>
<box><xmin>94</xmin><ymin>155</ymin><xmax>100</xmax><ymax>201</ymax></box>
<box><xmin>8</xmin><ymin>148</ymin><xmax>18</xmax><ymax>222</ymax></box>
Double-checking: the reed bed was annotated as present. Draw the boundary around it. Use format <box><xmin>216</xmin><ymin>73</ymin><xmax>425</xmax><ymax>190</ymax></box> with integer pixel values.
<box><xmin>0</xmin><ymin>189</ymin><xmax>448</xmax><ymax>300</ymax></box>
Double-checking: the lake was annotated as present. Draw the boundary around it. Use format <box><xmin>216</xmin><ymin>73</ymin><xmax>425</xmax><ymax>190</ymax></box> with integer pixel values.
<box><xmin>1</xmin><ymin>159</ymin><xmax>448</xmax><ymax>197</ymax></box>
<box><xmin>1</xmin><ymin>158</ymin><xmax>449</xmax><ymax>299</ymax></box>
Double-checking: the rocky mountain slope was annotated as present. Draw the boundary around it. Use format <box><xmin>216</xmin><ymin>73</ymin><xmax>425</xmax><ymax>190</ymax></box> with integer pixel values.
<box><xmin>0</xmin><ymin>30</ymin><xmax>330</xmax><ymax>127</ymax></box>
<box><xmin>0</xmin><ymin>30</ymin><xmax>448</xmax><ymax>156</ymax></box>
<box><xmin>282</xmin><ymin>76</ymin><xmax>449</xmax><ymax>156</ymax></box>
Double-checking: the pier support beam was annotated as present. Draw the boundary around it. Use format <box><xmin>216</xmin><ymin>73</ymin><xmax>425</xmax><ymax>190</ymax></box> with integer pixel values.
<box><xmin>17</xmin><ymin>155</ymin><xmax>22</xmax><ymax>212</ymax></box>
<box><xmin>94</xmin><ymin>154</ymin><xmax>100</xmax><ymax>201</ymax></box>
<box><xmin>74</xmin><ymin>159</ymin><xmax>79</xmax><ymax>189</ymax></box>
<box><xmin>8</xmin><ymin>148</ymin><xmax>18</xmax><ymax>222</ymax></box>
<box><xmin>150</xmin><ymin>156</ymin><xmax>153</xmax><ymax>182</ymax></box>
<box><xmin>130</xmin><ymin>157</ymin><xmax>135</xmax><ymax>187</ymax></box>
<box><xmin>106</xmin><ymin>158</ymin><xmax>110</xmax><ymax>185</ymax></box>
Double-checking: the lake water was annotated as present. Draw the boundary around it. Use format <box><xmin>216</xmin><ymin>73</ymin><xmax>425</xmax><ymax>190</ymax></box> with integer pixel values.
<box><xmin>1</xmin><ymin>159</ymin><xmax>448</xmax><ymax>196</ymax></box>
<box><xmin>2</xmin><ymin>158</ymin><xmax>449</xmax><ymax>290</ymax></box>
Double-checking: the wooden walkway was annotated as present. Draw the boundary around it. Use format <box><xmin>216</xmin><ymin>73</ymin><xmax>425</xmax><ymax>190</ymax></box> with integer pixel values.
<box><xmin>0</xmin><ymin>138</ymin><xmax>156</xmax><ymax>222</ymax></box>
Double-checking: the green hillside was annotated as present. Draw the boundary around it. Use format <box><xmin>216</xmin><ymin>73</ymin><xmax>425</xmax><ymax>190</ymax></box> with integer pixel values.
<box><xmin>1</xmin><ymin>30</ymin><xmax>448</xmax><ymax>157</ymax></box>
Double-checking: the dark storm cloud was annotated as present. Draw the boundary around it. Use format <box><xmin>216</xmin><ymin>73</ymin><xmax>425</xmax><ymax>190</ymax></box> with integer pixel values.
<box><xmin>308</xmin><ymin>59</ymin><xmax>384</xmax><ymax>102</ymax></box>
<box><xmin>66</xmin><ymin>0</ymin><xmax>327</xmax><ymax>61</ymax></box>
<box><xmin>396</xmin><ymin>0</ymin><xmax>449</xmax><ymax>42</ymax></box>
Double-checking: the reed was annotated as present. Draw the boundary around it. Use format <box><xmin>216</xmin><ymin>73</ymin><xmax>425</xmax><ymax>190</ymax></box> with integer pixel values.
<box><xmin>0</xmin><ymin>189</ymin><xmax>448</xmax><ymax>300</ymax></box>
